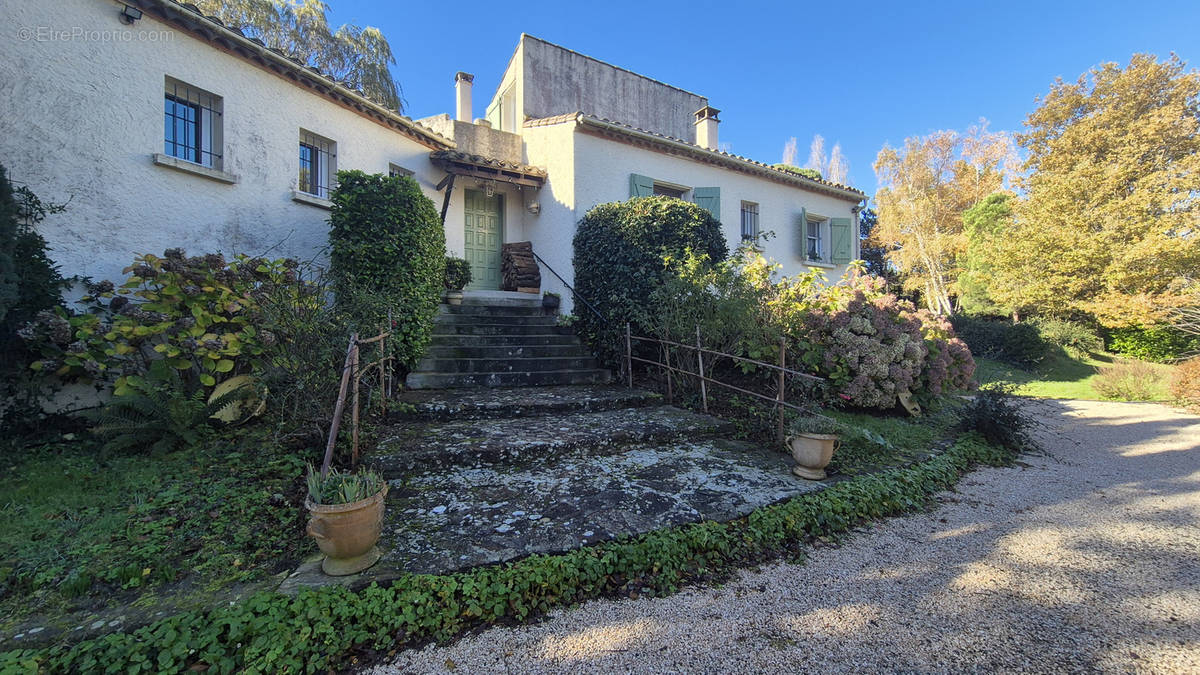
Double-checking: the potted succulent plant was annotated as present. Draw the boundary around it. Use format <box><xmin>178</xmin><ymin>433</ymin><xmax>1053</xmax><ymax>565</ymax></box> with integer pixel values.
<box><xmin>542</xmin><ymin>290</ymin><xmax>561</xmax><ymax>312</ymax></box>
<box><xmin>444</xmin><ymin>256</ymin><xmax>473</xmax><ymax>305</ymax></box>
<box><xmin>305</xmin><ymin>464</ymin><xmax>388</xmax><ymax>576</ymax></box>
<box><xmin>786</xmin><ymin>414</ymin><xmax>840</xmax><ymax>480</ymax></box>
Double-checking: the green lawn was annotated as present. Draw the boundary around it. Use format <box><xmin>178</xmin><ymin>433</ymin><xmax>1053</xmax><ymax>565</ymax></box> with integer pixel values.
<box><xmin>974</xmin><ymin>351</ymin><xmax>1174</xmax><ymax>400</ymax></box>
<box><xmin>0</xmin><ymin>430</ymin><xmax>310</xmax><ymax>630</ymax></box>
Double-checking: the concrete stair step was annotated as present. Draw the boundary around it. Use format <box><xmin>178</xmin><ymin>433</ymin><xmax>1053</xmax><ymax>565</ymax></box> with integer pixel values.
<box><xmin>438</xmin><ymin>304</ymin><xmax>548</xmax><ymax>317</ymax></box>
<box><xmin>424</xmin><ymin>344</ymin><xmax>588</xmax><ymax>359</ymax></box>
<box><xmin>434</xmin><ymin>324</ymin><xmax>574</xmax><ymax>336</ymax></box>
<box><xmin>426</xmin><ymin>334</ymin><xmax>582</xmax><ymax>347</ymax></box>
<box><xmin>369</xmin><ymin>404</ymin><xmax>734</xmax><ymax>475</ymax></box>
<box><xmin>414</xmin><ymin>356</ymin><xmax>598</xmax><ymax>374</ymax></box>
<box><xmin>458</xmin><ymin>291</ymin><xmax>542</xmax><ymax>308</ymax></box>
<box><xmin>393</xmin><ymin>384</ymin><xmax>661</xmax><ymax>421</ymax></box>
<box><xmin>433</xmin><ymin>313</ymin><xmax>559</xmax><ymax>327</ymax></box>
<box><xmin>404</xmin><ymin>369</ymin><xmax>611</xmax><ymax>390</ymax></box>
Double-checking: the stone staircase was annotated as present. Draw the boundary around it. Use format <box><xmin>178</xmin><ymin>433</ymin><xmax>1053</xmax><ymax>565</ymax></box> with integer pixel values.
<box><xmin>365</xmin><ymin>384</ymin><xmax>819</xmax><ymax>575</ymax></box>
<box><xmin>405</xmin><ymin>294</ymin><xmax>610</xmax><ymax>389</ymax></box>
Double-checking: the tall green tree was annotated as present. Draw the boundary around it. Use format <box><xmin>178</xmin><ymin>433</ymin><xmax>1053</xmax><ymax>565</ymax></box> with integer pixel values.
<box><xmin>193</xmin><ymin>0</ymin><xmax>404</xmax><ymax>112</ymax></box>
<box><xmin>871</xmin><ymin>122</ymin><xmax>1015</xmax><ymax>315</ymax></box>
<box><xmin>993</xmin><ymin>54</ymin><xmax>1200</xmax><ymax>326</ymax></box>
<box><xmin>958</xmin><ymin>192</ymin><xmax>1016</xmax><ymax>318</ymax></box>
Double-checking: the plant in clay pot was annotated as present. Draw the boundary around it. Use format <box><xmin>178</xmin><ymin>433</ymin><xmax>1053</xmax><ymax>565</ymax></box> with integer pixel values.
<box><xmin>786</xmin><ymin>414</ymin><xmax>840</xmax><ymax>480</ymax></box>
<box><xmin>542</xmin><ymin>291</ymin><xmax>561</xmax><ymax>312</ymax></box>
<box><xmin>444</xmin><ymin>256</ymin><xmax>472</xmax><ymax>305</ymax></box>
<box><xmin>305</xmin><ymin>464</ymin><xmax>388</xmax><ymax>575</ymax></box>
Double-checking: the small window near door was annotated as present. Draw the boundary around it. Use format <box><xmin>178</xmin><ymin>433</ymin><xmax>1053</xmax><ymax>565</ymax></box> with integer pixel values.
<box><xmin>741</xmin><ymin>201</ymin><xmax>760</xmax><ymax>241</ymax></box>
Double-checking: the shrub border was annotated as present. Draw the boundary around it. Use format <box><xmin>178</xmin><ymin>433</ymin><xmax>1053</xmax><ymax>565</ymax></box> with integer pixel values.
<box><xmin>1</xmin><ymin>434</ymin><xmax>1014</xmax><ymax>673</ymax></box>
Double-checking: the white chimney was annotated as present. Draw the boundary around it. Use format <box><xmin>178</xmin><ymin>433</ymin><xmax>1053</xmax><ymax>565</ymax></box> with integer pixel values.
<box><xmin>455</xmin><ymin>71</ymin><xmax>474</xmax><ymax>122</ymax></box>
<box><xmin>694</xmin><ymin>106</ymin><xmax>720</xmax><ymax>151</ymax></box>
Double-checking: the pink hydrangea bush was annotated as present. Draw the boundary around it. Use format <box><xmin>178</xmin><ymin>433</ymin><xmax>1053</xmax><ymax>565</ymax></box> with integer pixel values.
<box><xmin>904</xmin><ymin>308</ymin><xmax>977</xmax><ymax>397</ymax></box>
<box><xmin>798</xmin><ymin>290</ymin><xmax>927</xmax><ymax>410</ymax></box>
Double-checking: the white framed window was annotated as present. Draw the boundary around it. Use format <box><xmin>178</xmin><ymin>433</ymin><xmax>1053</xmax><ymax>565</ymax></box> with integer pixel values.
<box><xmin>807</xmin><ymin>215</ymin><xmax>829</xmax><ymax>262</ymax></box>
<box><xmin>163</xmin><ymin>77</ymin><xmax>222</xmax><ymax>169</ymax></box>
<box><xmin>298</xmin><ymin>129</ymin><xmax>337</xmax><ymax>198</ymax></box>
<box><xmin>741</xmin><ymin>201</ymin><xmax>760</xmax><ymax>241</ymax></box>
<box><xmin>388</xmin><ymin>163</ymin><xmax>413</xmax><ymax>178</ymax></box>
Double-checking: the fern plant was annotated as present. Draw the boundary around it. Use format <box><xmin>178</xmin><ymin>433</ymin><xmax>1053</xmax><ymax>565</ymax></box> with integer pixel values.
<box><xmin>88</xmin><ymin>361</ymin><xmax>248</xmax><ymax>454</ymax></box>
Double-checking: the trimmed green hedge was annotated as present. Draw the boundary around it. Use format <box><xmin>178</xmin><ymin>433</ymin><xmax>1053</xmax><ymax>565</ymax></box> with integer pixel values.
<box><xmin>1</xmin><ymin>434</ymin><xmax>1012</xmax><ymax>673</ymax></box>
<box><xmin>573</xmin><ymin>196</ymin><xmax>727</xmax><ymax>366</ymax></box>
<box><xmin>328</xmin><ymin>170</ymin><xmax>445</xmax><ymax>371</ymax></box>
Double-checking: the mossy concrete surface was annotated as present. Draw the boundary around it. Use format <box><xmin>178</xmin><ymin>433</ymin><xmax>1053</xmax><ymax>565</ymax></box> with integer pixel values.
<box><xmin>280</xmin><ymin>385</ymin><xmax>823</xmax><ymax>592</ymax></box>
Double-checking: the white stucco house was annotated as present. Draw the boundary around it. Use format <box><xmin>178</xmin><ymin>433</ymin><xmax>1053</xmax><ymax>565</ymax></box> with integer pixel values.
<box><xmin>1</xmin><ymin>0</ymin><xmax>866</xmax><ymax>314</ymax></box>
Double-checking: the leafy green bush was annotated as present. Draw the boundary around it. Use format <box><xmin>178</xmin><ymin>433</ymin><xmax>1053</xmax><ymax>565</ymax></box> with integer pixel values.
<box><xmin>444</xmin><ymin>255</ymin><xmax>472</xmax><ymax>291</ymax></box>
<box><xmin>771</xmin><ymin>164</ymin><xmax>823</xmax><ymax>181</ymax></box>
<box><xmin>1</xmin><ymin>435</ymin><xmax>1013</xmax><ymax>673</ymax></box>
<box><xmin>949</xmin><ymin>315</ymin><xmax>1049</xmax><ymax>368</ymax></box>
<box><xmin>20</xmin><ymin>250</ymin><xmax>307</xmax><ymax>395</ymax></box>
<box><xmin>87</xmin><ymin>361</ymin><xmax>217</xmax><ymax>454</ymax></box>
<box><xmin>959</xmin><ymin>385</ymin><xmax>1035</xmax><ymax>451</ymax></box>
<box><xmin>329</xmin><ymin>170</ymin><xmax>445</xmax><ymax>371</ymax></box>
<box><xmin>1</xmin><ymin>163</ymin><xmax>69</xmax><ymax>435</ymax></box>
<box><xmin>1092</xmin><ymin>360</ymin><xmax>1166</xmax><ymax>401</ymax></box>
<box><xmin>1106</xmin><ymin>324</ymin><xmax>1200</xmax><ymax>362</ymax></box>
<box><xmin>1031</xmin><ymin>317</ymin><xmax>1104</xmax><ymax>355</ymax></box>
<box><xmin>573</xmin><ymin>196</ymin><xmax>727</xmax><ymax>365</ymax></box>
<box><xmin>1169</xmin><ymin>357</ymin><xmax>1200</xmax><ymax>411</ymax></box>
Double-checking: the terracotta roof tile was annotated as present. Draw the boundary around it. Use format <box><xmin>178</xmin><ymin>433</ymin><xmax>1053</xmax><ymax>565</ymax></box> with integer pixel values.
<box><xmin>429</xmin><ymin>150</ymin><xmax>548</xmax><ymax>178</ymax></box>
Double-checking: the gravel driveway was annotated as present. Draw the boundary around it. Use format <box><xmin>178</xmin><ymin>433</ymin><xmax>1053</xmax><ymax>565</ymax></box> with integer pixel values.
<box><xmin>369</xmin><ymin>399</ymin><xmax>1200</xmax><ymax>673</ymax></box>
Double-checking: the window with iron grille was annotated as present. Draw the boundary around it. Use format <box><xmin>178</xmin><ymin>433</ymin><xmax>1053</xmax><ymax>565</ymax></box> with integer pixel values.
<box><xmin>163</xmin><ymin>78</ymin><xmax>222</xmax><ymax>169</ymax></box>
<box><xmin>388</xmin><ymin>163</ymin><xmax>413</xmax><ymax>178</ymax></box>
<box><xmin>740</xmin><ymin>201</ymin><xmax>759</xmax><ymax>241</ymax></box>
<box><xmin>298</xmin><ymin>130</ymin><xmax>336</xmax><ymax>198</ymax></box>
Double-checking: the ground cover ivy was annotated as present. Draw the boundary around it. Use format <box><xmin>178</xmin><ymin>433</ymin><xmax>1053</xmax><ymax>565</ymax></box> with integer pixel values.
<box><xmin>1</xmin><ymin>434</ymin><xmax>1014</xmax><ymax>674</ymax></box>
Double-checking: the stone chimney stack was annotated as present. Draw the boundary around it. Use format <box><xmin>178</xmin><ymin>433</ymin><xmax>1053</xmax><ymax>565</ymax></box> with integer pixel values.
<box><xmin>694</xmin><ymin>106</ymin><xmax>720</xmax><ymax>151</ymax></box>
<box><xmin>455</xmin><ymin>72</ymin><xmax>474</xmax><ymax>122</ymax></box>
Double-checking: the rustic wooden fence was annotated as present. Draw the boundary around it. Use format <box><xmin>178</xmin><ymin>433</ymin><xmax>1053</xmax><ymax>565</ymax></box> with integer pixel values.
<box><xmin>623</xmin><ymin>323</ymin><xmax>824</xmax><ymax>443</ymax></box>
<box><xmin>318</xmin><ymin>324</ymin><xmax>394</xmax><ymax>476</ymax></box>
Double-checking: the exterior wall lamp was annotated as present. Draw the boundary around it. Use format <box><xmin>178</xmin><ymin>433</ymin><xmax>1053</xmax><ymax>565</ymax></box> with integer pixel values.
<box><xmin>120</xmin><ymin>5</ymin><xmax>143</xmax><ymax>24</ymax></box>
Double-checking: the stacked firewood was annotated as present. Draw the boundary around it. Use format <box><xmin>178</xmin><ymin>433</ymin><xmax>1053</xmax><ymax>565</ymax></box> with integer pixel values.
<box><xmin>501</xmin><ymin>242</ymin><xmax>541</xmax><ymax>293</ymax></box>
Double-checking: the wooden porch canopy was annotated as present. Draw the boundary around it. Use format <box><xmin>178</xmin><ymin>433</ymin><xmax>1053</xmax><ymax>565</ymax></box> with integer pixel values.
<box><xmin>429</xmin><ymin>150</ymin><xmax>547</xmax><ymax>189</ymax></box>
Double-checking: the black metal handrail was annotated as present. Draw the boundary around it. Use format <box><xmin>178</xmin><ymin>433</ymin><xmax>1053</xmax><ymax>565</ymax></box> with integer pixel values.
<box><xmin>529</xmin><ymin>250</ymin><xmax>609</xmax><ymax>325</ymax></box>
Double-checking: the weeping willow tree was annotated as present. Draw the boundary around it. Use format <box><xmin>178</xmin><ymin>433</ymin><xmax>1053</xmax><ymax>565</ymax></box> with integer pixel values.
<box><xmin>193</xmin><ymin>0</ymin><xmax>404</xmax><ymax>112</ymax></box>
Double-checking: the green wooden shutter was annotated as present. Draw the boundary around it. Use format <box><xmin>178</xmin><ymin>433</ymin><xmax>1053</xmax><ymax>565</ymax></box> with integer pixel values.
<box><xmin>796</xmin><ymin>208</ymin><xmax>808</xmax><ymax>259</ymax></box>
<box><xmin>830</xmin><ymin>217</ymin><xmax>853</xmax><ymax>264</ymax></box>
<box><xmin>629</xmin><ymin>174</ymin><xmax>654</xmax><ymax>198</ymax></box>
<box><xmin>693</xmin><ymin>187</ymin><xmax>721</xmax><ymax>221</ymax></box>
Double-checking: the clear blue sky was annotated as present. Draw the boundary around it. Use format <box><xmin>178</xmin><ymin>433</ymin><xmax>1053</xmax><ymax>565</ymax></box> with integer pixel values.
<box><xmin>329</xmin><ymin>0</ymin><xmax>1198</xmax><ymax>193</ymax></box>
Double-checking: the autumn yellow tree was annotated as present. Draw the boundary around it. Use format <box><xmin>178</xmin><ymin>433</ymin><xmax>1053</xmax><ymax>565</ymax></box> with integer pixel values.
<box><xmin>871</xmin><ymin>122</ymin><xmax>1015</xmax><ymax>314</ymax></box>
<box><xmin>988</xmin><ymin>54</ymin><xmax>1200</xmax><ymax>326</ymax></box>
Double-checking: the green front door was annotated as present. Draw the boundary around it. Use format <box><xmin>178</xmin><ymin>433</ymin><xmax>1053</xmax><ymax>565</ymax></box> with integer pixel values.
<box><xmin>464</xmin><ymin>189</ymin><xmax>503</xmax><ymax>290</ymax></box>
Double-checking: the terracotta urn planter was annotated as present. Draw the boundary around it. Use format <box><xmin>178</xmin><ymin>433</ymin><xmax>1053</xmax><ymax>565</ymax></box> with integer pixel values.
<box><xmin>305</xmin><ymin>483</ymin><xmax>388</xmax><ymax>576</ymax></box>
<box><xmin>786</xmin><ymin>433</ymin><xmax>838</xmax><ymax>480</ymax></box>
<box><xmin>445</xmin><ymin>289</ymin><xmax>464</xmax><ymax>306</ymax></box>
